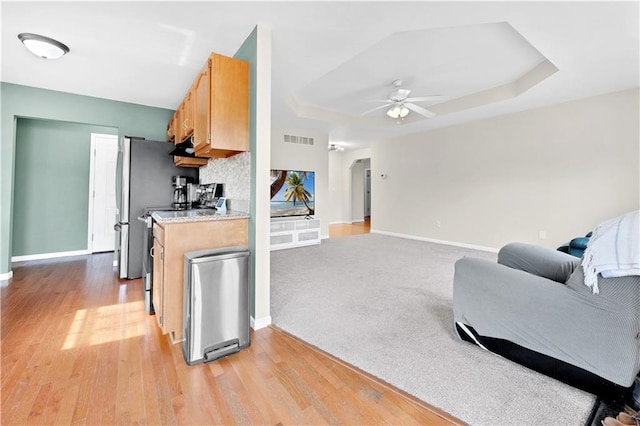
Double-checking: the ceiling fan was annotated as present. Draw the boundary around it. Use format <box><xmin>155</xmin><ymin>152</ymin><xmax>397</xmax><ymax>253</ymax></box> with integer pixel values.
<box><xmin>361</xmin><ymin>80</ymin><xmax>447</xmax><ymax>119</ymax></box>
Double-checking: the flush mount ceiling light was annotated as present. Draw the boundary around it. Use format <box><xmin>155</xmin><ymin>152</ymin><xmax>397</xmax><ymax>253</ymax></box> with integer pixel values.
<box><xmin>386</xmin><ymin>105</ymin><xmax>410</xmax><ymax>119</ymax></box>
<box><xmin>18</xmin><ymin>33</ymin><xmax>70</xmax><ymax>59</ymax></box>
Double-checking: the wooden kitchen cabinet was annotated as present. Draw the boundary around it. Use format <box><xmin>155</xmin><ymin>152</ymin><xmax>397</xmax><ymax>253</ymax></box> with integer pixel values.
<box><xmin>180</xmin><ymin>89</ymin><xmax>194</xmax><ymax>141</ymax></box>
<box><xmin>152</xmin><ymin>225</ymin><xmax>165</xmax><ymax>329</ymax></box>
<box><xmin>173</xmin><ymin>155</ymin><xmax>208</xmax><ymax>167</ymax></box>
<box><xmin>167</xmin><ymin>51</ymin><xmax>248</xmax><ymax>166</ymax></box>
<box><xmin>192</xmin><ymin>66</ymin><xmax>209</xmax><ymax>154</ymax></box>
<box><xmin>174</xmin><ymin>101</ymin><xmax>185</xmax><ymax>143</ymax></box>
<box><xmin>191</xmin><ymin>52</ymin><xmax>249</xmax><ymax>158</ymax></box>
<box><xmin>153</xmin><ymin>218</ymin><xmax>249</xmax><ymax>343</ymax></box>
<box><xmin>170</xmin><ymin>89</ymin><xmax>195</xmax><ymax>144</ymax></box>
<box><xmin>166</xmin><ymin>115</ymin><xmax>176</xmax><ymax>142</ymax></box>
<box><xmin>173</xmin><ymin>88</ymin><xmax>195</xmax><ymax>144</ymax></box>
<box><xmin>171</xmin><ymin>87</ymin><xmax>208</xmax><ymax>167</ymax></box>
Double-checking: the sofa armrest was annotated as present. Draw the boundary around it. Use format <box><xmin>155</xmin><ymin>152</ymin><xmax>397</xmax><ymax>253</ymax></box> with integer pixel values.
<box><xmin>498</xmin><ymin>242</ymin><xmax>580</xmax><ymax>283</ymax></box>
<box><xmin>453</xmin><ymin>257</ymin><xmax>567</xmax><ymax>324</ymax></box>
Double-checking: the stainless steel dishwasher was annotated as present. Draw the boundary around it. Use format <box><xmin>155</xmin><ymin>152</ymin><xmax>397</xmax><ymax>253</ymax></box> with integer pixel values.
<box><xmin>182</xmin><ymin>247</ymin><xmax>250</xmax><ymax>365</ymax></box>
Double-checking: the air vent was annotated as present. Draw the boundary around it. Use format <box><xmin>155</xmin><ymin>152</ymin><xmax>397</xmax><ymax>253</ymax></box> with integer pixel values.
<box><xmin>284</xmin><ymin>134</ymin><xmax>314</xmax><ymax>146</ymax></box>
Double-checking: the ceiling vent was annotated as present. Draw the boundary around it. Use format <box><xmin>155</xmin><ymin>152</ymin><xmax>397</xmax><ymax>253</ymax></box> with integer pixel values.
<box><xmin>284</xmin><ymin>134</ymin><xmax>314</xmax><ymax>146</ymax></box>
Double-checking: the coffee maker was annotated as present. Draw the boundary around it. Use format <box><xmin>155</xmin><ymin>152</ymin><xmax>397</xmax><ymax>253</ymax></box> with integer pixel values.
<box><xmin>172</xmin><ymin>176</ymin><xmax>194</xmax><ymax>210</ymax></box>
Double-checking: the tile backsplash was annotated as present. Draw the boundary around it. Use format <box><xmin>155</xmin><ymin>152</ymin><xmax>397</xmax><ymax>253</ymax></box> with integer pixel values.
<box><xmin>199</xmin><ymin>152</ymin><xmax>251</xmax><ymax>213</ymax></box>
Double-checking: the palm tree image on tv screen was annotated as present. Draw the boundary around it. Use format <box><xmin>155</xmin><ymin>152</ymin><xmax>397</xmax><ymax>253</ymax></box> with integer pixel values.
<box><xmin>270</xmin><ymin>170</ymin><xmax>315</xmax><ymax>217</ymax></box>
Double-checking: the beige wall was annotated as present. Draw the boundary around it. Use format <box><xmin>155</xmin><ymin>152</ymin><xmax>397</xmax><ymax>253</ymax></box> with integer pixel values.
<box><xmin>327</xmin><ymin>151</ymin><xmax>345</xmax><ymax>224</ymax></box>
<box><xmin>271</xmin><ymin>125</ymin><xmax>329</xmax><ymax>237</ymax></box>
<box><xmin>372</xmin><ymin>88</ymin><xmax>640</xmax><ymax>250</ymax></box>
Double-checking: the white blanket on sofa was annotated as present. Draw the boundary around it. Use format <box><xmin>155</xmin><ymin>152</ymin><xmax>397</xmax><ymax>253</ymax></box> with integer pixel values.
<box><xmin>582</xmin><ymin>210</ymin><xmax>640</xmax><ymax>294</ymax></box>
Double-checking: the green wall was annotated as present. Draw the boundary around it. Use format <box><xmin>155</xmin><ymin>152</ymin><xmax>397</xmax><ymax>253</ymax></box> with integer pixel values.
<box><xmin>1</xmin><ymin>82</ymin><xmax>174</xmax><ymax>274</ymax></box>
<box><xmin>234</xmin><ymin>27</ymin><xmax>258</xmax><ymax>317</ymax></box>
<box><xmin>12</xmin><ymin>119</ymin><xmax>117</xmax><ymax>256</ymax></box>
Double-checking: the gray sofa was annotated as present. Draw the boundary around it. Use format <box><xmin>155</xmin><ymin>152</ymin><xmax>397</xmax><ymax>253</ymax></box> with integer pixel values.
<box><xmin>453</xmin><ymin>242</ymin><xmax>640</xmax><ymax>396</ymax></box>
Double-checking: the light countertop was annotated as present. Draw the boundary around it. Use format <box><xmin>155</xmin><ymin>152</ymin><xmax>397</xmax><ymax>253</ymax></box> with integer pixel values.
<box><xmin>151</xmin><ymin>209</ymin><xmax>249</xmax><ymax>224</ymax></box>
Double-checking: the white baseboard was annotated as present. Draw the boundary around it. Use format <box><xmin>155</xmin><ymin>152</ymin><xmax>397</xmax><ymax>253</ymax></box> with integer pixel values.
<box><xmin>12</xmin><ymin>249</ymin><xmax>91</xmax><ymax>263</ymax></box>
<box><xmin>0</xmin><ymin>271</ymin><xmax>13</xmax><ymax>281</ymax></box>
<box><xmin>321</xmin><ymin>234</ymin><xmax>330</xmax><ymax>240</ymax></box>
<box><xmin>370</xmin><ymin>229</ymin><xmax>498</xmax><ymax>253</ymax></box>
<box><xmin>251</xmin><ymin>315</ymin><xmax>272</xmax><ymax>330</ymax></box>
<box><xmin>328</xmin><ymin>220</ymin><xmax>351</xmax><ymax>225</ymax></box>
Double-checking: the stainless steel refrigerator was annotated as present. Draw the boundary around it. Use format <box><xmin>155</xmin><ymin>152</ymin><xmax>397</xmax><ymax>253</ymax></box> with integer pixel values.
<box><xmin>115</xmin><ymin>136</ymin><xmax>197</xmax><ymax>279</ymax></box>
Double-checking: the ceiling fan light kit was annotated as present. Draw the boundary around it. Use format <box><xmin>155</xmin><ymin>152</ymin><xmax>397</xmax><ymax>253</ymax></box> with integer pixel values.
<box><xmin>386</xmin><ymin>105</ymin><xmax>409</xmax><ymax>119</ymax></box>
<box><xmin>18</xmin><ymin>33</ymin><xmax>70</xmax><ymax>59</ymax></box>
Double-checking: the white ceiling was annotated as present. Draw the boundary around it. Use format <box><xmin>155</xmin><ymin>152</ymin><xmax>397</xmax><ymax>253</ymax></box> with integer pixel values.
<box><xmin>295</xmin><ymin>22</ymin><xmax>548</xmax><ymax>115</ymax></box>
<box><xmin>2</xmin><ymin>1</ymin><xmax>638</xmax><ymax>150</ymax></box>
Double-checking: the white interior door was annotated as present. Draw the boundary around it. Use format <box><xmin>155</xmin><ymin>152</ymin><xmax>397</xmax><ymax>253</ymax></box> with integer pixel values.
<box><xmin>88</xmin><ymin>133</ymin><xmax>119</xmax><ymax>253</ymax></box>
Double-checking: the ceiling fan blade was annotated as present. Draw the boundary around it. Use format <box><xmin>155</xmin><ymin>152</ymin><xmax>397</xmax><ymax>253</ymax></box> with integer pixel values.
<box><xmin>404</xmin><ymin>95</ymin><xmax>448</xmax><ymax>103</ymax></box>
<box><xmin>405</xmin><ymin>102</ymin><xmax>436</xmax><ymax>118</ymax></box>
<box><xmin>360</xmin><ymin>103</ymin><xmax>392</xmax><ymax>116</ymax></box>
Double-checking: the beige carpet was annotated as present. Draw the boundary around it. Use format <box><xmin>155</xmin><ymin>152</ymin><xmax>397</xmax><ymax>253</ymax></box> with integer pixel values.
<box><xmin>270</xmin><ymin>233</ymin><xmax>595</xmax><ymax>426</ymax></box>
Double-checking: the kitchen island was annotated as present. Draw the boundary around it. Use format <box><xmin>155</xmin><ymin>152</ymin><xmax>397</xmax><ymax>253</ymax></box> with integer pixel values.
<box><xmin>151</xmin><ymin>209</ymin><xmax>249</xmax><ymax>343</ymax></box>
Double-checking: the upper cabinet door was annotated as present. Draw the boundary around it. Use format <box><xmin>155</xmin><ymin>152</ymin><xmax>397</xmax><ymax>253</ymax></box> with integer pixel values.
<box><xmin>192</xmin><ymin>62</ymin><xmax>210</xmax><ymax>153</ymax></box>
<box><xmin>173</xmin><ymin>90</ymin><xmax>194</xmax><ymax>144</ymax></box>
<box><xmin>174</xmin><ymin>102</ymin><xmax>184</xmax><ymax>143</ymax></box>
<box><xmin>166</xmin><ymin>115</ymin><xmax>175</xmax><ymax>142</ymax></box>
<box><xmin>182</xmin><ymin>89</ymin><xmax>194</xmax><ymax>140</ymax></box>
<box><xmin>208</xmin><ymin>53</ymin><xmax>249</xmax><ymax>155</ymax></box>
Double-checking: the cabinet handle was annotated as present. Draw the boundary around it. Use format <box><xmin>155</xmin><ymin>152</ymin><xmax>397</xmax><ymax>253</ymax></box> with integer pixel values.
<box><xmin>150</xmin><ymin>246</ymin><xmax>154</xmax><ymax>258</ymax></box>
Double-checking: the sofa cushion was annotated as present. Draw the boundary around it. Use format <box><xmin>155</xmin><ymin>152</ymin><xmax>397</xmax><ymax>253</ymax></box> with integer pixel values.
<box><xmin>565</xmin><ymin>265</ymin><xmax>592</xmax><ymax>295</ymax></box>
<box><xmin>570</xmin><ymin>237</ymin><xmax>590</xmax><ymax>250</ymax></box>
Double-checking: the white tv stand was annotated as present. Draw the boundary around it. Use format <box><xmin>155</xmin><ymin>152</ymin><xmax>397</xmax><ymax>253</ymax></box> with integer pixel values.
<box><xmin>270</xmin><ymin>216</ymin><xmax>321</xmax><ymax>251</ymax></box>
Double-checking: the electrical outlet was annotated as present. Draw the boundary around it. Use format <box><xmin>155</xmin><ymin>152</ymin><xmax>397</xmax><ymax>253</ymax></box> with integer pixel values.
<box><xmin>436</xmin><ymin>220</ymin><xmax>441</xmax><ymax>228</ymax></box>
<box><xmin>538</xmin><ymin>230</ymin><xmax>547</xmax><ymax>240</ymax></box>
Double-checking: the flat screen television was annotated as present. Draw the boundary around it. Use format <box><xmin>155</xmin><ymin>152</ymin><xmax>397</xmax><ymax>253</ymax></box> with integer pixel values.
<box><xmin>270</xmin><ymin>170</ymin><xmax>315</xmax><ymax>218</ymax></box>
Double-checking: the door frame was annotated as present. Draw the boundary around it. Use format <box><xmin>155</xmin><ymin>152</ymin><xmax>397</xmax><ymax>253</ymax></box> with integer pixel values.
<box><xmin>364</xmin><ymin>167</ymin><xmax>371</xmax><ymax>218</ymax></box>
<box><xmin>87</xmin><ymin>133</ymin><xmax>118</xmax><ymax>253</ymax></box>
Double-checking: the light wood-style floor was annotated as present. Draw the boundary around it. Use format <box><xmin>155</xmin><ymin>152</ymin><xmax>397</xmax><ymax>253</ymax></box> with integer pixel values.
<box><xmin>1</xmin><ymin>253</ymin><xmax>462</xmax><ymax>425</ymax></box>
<box><xmin>329</xmin><ymin>216</ymin><xmax>371</xmax><ymax>238</ymax></box>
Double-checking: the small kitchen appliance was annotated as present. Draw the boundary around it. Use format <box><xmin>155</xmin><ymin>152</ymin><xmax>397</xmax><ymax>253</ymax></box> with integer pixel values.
<box><xmin>194</xmin><ymin>183</ymin><xmax>224</xmax><ymax>208</ymax></box>
<box><xmin>186</xmin><ymin>183</ymin><xmax>198</xmax><ymax>208</ymax></box>
<box><xmin>172</xmin><ymin>175</ymin><xmax>194</xmax><ymax>210</ymax></box>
